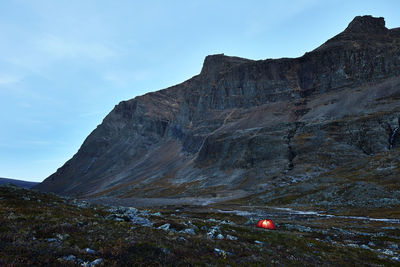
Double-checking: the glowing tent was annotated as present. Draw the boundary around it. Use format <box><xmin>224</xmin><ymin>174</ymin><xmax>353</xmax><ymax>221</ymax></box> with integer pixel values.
<box><xmin>256</xmin><ymin>219</ymin><xmax>275</xmax><ymax>230</ymax></box>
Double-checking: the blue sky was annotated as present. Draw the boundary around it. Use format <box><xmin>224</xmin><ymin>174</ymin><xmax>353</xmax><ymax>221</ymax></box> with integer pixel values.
<box><xmin>1</xmin><ymin>0</ymin><xmax>399</xmax><ymax>182</ymax></box>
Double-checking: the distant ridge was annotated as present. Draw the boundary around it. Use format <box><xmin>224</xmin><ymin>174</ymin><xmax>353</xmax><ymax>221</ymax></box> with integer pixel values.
<box><xmin>0</xmin><ymin>178</ymin><xmax>39</xmax><ymax>189</ymax></box>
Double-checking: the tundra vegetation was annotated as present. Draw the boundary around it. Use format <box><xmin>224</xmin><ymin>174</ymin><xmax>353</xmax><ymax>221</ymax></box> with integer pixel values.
<box><xmin>1</xmin><ymin>185</ymin><xmax>399</xmax><ymax>266</ymax></box>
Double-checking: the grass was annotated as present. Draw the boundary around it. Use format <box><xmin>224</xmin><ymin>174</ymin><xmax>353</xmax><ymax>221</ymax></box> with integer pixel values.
<box><xmin>0</xmin><ymin>185</ymin><xmax>398</xmax><ymax>266</ymax></box>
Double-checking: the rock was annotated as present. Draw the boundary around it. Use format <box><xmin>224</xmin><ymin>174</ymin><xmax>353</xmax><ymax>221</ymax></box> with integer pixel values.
<box><xmin>216</xmin><ymin>234</ymin><xmax>224</xmax><ymax>239</ymax></box>
<box><xmin>90</xmin><ymin>258</ymin><xmax>103</xmax><ymax>266</ymax></box>
<box><xmin>388</xmin><ymin>243</ymin><xmax>399</xmax><ymax>250</ymax></box>
<box><xmin>179</xmin><ymin>228</ymin><xmax>195</xmax><ymax>235</ymax></box>
<box><xmin>206</xmin><ymin>225</ymin><xmax>221</xmax><ymax>238</ymax></box>
<box><xmin>62</xmin><ymin>255</ymin><xmax>76</xmax><ymax>261</ymax></box>
<box><xmin>347</xmin><ymin>244</ymin><xmax>359</xmax><ymax>248</ymax></box>
<box><xmin>254</xmin><ymin>240</ymin><xmax>264</xmax><ymax>245</ymax></box>
<box><xmin>382</xmin><ymin>249</ymin><xmax>395</xmax><ymax>256</ymax></box>
<box><xmin>85</xmin><ymin>248</ymin><xmax>96</xmax><ymax>254</ymax></box>
<box><xmin>368</xmin><ymin>241</ymin><xmax>375</xmax><ymax>247</ymax></box>
<box><xmin>129</xmin><ymin>216</ymin><xmax>153</xmax><ymax>227</ymax></box>
<box><xmin>157</xmin><ymin>223</ymin><xmax>171</xmax><ymax>231</ymax></box>
<box><xmin>46</xmin><ymin>238</ymin><xmax>58</xmax><ymax>242</ymax></box>
<box><xmin>106</xmin><ymin>207</ymin><xmax>152</xmax><ymax>227</ymax></box>
<box><xmin>360</xmin><ymin>245</ymin><xmax>370</xmax><ymax>250</ymax></box>
<box><xmin>226</xmin><ymin>234</ymin><xmax>238</xmax><ymax>241</ymax></box>
<box><xmin>81</xmin><ymin>259</ymin><xmax>103</xmax><ymax>267</ymax></box>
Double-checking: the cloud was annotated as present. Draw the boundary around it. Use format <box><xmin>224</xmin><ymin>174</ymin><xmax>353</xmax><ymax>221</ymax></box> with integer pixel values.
<box><xmin>103</xmin><ymin>69</ymin><xmax>152</xmax><ymax>86</ymax></box>
<box><xmin>244</xmin><ymin>0</ymin><xmax>319</xmax><ymax>37</ymax></box>
<box><xmin>23</xmin><ymin>140</ymin><xmax>53</xmax><ymax>146</ymax></box>
<box><xmin>36</xmin><ymin>34</ymin><xmax>115</xmax><ymax>61</ymax></box>
<box><xmin>17</xmin><ymin>102</ymin><xmax>32</xmax><ymax>108</ymax></box>
<box><xmin>0</xmin><ymin>74</ymin><xmax>21</xmax><ymax>85</ymax></box>
<box><xmin>2</xmin><ymin>34</ymin><xmax>117</xmax><ymax>81</ymax></box>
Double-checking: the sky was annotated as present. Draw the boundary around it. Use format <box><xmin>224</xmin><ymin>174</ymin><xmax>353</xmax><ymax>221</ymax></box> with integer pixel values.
<box><xmin>1</xmin><ymin>0</ymin><xmax>399</xmax><ymax>182</ymax></box>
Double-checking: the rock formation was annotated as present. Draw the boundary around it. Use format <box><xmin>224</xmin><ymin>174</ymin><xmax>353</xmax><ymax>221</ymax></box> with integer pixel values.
<box><xmin>36</xmin><ymin>16</ymin><xmax>400</xmax><ymax>208</ymax></box>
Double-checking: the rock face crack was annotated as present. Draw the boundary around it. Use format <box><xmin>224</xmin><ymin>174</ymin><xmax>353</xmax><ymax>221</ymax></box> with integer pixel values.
<box><xmin>385</xmin><ymin>117</ymin><xmax>400</xmax><ymax>150</ymax></box>
<box><xmin>390</xmin><ymin>127</ymin><xmax>399</xmax><ymax>149</ymax></box>
<box><xmin>286</xmin><ymin>123</ymin><xmax>302</xmax><ymax>171</ymax></box>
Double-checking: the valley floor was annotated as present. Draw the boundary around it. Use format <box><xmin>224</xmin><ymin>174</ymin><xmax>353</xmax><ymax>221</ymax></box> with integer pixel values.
<box><xmin>1</xmin><ymin>185</ymin><xmax>399</xmax><ymax>266</ymax></box>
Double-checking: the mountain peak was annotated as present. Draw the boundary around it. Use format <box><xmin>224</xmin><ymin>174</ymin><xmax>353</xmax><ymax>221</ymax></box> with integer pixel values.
<box><xmin>344</xmin><ymin>15</ymin><xmax>387</xmax><ymax>34</ymax></box>
<box><xmin>200</xmin><ymin>54</ymin><xmax>252</xmax><ymax>79</ymax></box>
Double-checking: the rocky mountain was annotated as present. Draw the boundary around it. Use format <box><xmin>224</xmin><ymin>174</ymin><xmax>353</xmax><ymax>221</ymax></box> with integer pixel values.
<box><xmin>36</xmin><ymin>16</ymin><xmax>400</xmax><ymax>209</ymax></box>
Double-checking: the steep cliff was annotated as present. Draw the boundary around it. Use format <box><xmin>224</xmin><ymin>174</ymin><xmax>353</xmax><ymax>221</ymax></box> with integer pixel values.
<box><xmin>36</xmin><ymin>16</ymin><xmax>400</xmax><ymax>208</ymax></box>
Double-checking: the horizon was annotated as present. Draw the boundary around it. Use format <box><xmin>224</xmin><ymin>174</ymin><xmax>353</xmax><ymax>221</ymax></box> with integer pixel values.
<box><xmin>1</xmin><ymin>0</ymin><xmax>400</xmax><ymax>182</ymax></box>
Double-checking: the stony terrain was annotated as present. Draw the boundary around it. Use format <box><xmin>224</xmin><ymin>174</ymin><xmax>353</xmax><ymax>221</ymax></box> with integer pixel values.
<box><xmin>1</xmin><ymin>185</ymin><xmax>399</xmax><ymax>266</ymax></box>
<box><xmin>35</xmin><ymin>16</ymin><xmax>400</xmax><ymax>216</ymax></box>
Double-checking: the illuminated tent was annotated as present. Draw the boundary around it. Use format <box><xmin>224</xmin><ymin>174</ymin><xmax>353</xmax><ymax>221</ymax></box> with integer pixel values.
<box><xmin>256</xmin><ymin>219</ymin><xmax>275</xmax><ymax>230</ymax></box>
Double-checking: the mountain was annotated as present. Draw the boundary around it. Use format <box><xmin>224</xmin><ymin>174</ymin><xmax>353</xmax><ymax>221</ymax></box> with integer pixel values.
<box><xmin>0</xmin><ymin>178</ymin><xmax>39</xmax><ymax>189</ymax></box>
<box><xmin>36</xmin><ymin>16</ymin><xmax>400</xmax><ymax>209</ymax></box>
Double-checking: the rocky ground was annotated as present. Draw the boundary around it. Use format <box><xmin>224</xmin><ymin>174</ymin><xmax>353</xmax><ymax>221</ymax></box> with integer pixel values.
<box><xmin>1</xmin><ymin>185</ymin><xmax>399</xmax><ymax>266</ymax></box>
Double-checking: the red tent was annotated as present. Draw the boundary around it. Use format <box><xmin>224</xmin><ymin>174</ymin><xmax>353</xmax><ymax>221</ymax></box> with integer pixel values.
<box><xmin>256</xmin><ymin>219</ymin><xmax>275</xmax><ymax>230</ymax></box>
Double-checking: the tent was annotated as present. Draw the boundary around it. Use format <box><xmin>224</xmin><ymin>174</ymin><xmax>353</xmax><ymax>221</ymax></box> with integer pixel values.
<box><xmin>256</xmin><ymin>219</ymin><xmax>275</xmax><ymax>230</ymax></box>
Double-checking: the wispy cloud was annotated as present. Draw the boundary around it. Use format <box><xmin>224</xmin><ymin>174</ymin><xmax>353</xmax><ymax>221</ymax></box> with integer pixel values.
<box><xmin>103</xmin><ymin>69</ymin><xmax>152</xmax><ymax>86</ymax></box>
<box><xmin>17</xmin><ymin>102</ymin><xmax>32</xmax><ymax>108</ymax></box>
<box><xmin>0</xmin><ymin>74</ymin><xmax>21</xmax><ymax>85</ymax></box>
<box><xmin>244</xmin><ymin>0</ymin><xmax>319</xmax><ymax>37</ymax></box>
<box><xmin>36</xmin><ymin>34</ymin><xmax>115</xmax><ymax>61</ymax></box>
<box><xmin>23</xmin><ymin>140</ymin><xmax>53</xmax><ymax>146</ymax></box>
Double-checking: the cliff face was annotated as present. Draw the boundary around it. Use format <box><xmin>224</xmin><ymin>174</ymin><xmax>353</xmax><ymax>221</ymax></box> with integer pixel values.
<box><xmin>36</xmin><ymin>16</ymin><xmax>400</xmax><ymax>208</ymax></box>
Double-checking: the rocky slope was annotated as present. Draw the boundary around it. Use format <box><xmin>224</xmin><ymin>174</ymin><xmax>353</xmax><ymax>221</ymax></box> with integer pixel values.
<box><xmin>36</xmin><ymin>16</ymin><xmax>400</xmax><ymax>209</ymax></box>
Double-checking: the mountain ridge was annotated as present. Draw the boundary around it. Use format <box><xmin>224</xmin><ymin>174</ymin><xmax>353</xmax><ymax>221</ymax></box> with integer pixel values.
<box><xmin>36</xmin><ymin>16</ymin><xmax>400</xmax><ymax>209</ymax></box>
<box><xmin>0</xmin><ymin>177</ymin><xmax>39</xmax><ymax>189</ymax></box>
